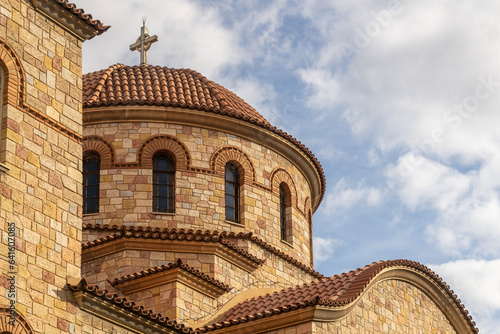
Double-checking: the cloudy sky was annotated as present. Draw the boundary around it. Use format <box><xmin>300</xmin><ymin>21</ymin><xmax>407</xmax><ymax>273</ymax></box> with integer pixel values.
<box><xmin>77</xmin><ymin>1</ymin><xmax>500</xmax><ymax>331</ymax></box>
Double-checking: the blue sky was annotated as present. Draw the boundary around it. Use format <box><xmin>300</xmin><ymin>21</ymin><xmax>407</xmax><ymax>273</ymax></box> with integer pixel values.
<box><xmin>78</xmin><ymin>1</ymin><xmax>500</xmax><ymax>331</ymax></box>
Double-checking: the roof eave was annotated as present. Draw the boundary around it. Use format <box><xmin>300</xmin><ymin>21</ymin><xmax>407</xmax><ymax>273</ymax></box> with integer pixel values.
<box><xmin>31</xmin><ymin>0</ymin><xmax>109</xmax><ymax>41</ymax></box>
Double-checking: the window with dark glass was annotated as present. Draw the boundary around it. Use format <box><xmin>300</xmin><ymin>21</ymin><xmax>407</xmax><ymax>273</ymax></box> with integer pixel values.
<box><xmin>153</xmin><ymin>153</ymin><xmax>175</xmax><ymax>213</ymax></box>
<box><xmin>225</xmin><ymin>163</ymin><xmax>239</xmax><ymax>222</ymax></box>
<box><xmin>83</xmin><ymin>153</ymin><xmax>100</xmax><ymax>214</ymax></box>
<box><xmin>280</xmin><ymin>185</ymin><xmax>287</xmax><ymax>241</ymax></box>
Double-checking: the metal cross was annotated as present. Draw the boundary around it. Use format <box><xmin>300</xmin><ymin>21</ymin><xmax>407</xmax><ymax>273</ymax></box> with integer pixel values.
<box><xmin>129</xmin><ymin>18</ymin><xmax>158</xmax><ymax>65</ymax></box>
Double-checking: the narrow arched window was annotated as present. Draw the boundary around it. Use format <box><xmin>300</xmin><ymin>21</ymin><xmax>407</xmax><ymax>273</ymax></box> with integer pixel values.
<box><xmin>225</xmin><ymin>163</ymin><xmax>239</xmax><ymax>222</ymax></box>
<box><xmin>83</xmin><ymin>152</ymin><xmax>100</xmax><ymax>214</ymax></box>
<box><xmin>153</xmin><ymin>152</ymin><xmax>175</xmax><ymax>213</ymax></box>
<box><xmin>280</xmin><ymin>185</ymin><xmax>287</xmax><ymax>240</ymax></box>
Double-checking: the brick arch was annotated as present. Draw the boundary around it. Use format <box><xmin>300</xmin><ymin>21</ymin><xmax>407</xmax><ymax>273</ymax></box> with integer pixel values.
<box><xmin>0</xmin><ymin>307</ymin><xmax>34</xmax><ymax>334</ymax></box>
<box><xmin>271</xmin><ymin>168</ymin><xmax>297</xmax><ymax>207</ymax></box>
<box><xmin>139</xmin><ymin>135</ymin><xmax>190</xmax><ymax>170</ymax></box>
<box><xmin>211</xmin><ymin>146</ymin><xmax>255</xmax><ymax>184</ymax></box>
<box><xmin>83</xmin><ymin>136</ymin><xmax>114</xmax><ymax>168</ymax></box>
<box><xmin>0</xmin><ymin>37</ymin><xmax>25</xmax><ymax>108</ymax></box>
<box><xmin>304</xmin><ymin>196</ymin><xmax>311</xmax><ymax>214</ymax></box>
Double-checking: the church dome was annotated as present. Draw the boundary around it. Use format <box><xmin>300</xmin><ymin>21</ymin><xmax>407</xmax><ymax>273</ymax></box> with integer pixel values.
<box><xmin>83</xmin><ymin>63</ymin><xmax>270</xmax><ymax>126</ymax></box>
<box><xmin>83</xmin><ymin>63</ymin><xmax>326</xmax><ymax>208</ymax></box>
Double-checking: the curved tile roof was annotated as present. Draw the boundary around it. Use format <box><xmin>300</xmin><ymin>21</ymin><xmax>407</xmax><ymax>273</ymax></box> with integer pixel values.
<box><xmin>82</xmin><ymin>64</ymin><xmax>326</xmax><ymax>208</ymax></box>
<box><xmin>83</xmin><ymin>224</ymin><xmax>323</xmax><ymax>278</ymax></box>
<box><xmin>198</xmin><ymin>260</ymin><xmax>478</xmax><ymax>333</ymax></box>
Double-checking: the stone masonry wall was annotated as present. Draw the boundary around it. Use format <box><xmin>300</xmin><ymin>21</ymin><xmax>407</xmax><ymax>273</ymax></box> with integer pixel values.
<box><xmin>0</xmin><ymin>1</ymin><xmax>83</xmax><ymax>333</ymax></box>
<box><xmin>314</xmin><ymin>279</ymin><xmax>457</xmax><ymax>333</ymax></box>
<box><xmin>83</xmin><ymin>121</ymin><xmax>314</xmax><ymax>266</ymax></box>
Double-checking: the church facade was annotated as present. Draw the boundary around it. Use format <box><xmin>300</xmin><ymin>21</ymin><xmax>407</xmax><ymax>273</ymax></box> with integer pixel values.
<box><xmin>0</xmin><ymin>1</ymin><xmax>478</xmax><ymax>333</ymax></box>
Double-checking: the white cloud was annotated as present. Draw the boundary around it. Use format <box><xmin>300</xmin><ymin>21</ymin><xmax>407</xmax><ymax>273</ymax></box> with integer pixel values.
<box><xmin>430</xmin><ymin>259</ymin><xmax>500</xmax><ymax>334</ymax></box>
<box><xmin>80</xmin><ymin>0</ymin><xmax>245</xmax><ymax>78</ymax></box>
<box><xmin>387</xmin><ymin>153</ymin><xmax>500</xmax><ymax>257</ymax></box>
<box><xmin>297</xmin><ymin>0</ymin><xmax>500</xmax><ymax>160</ymax></box>
<box><xmin>321</xmin><ymin>178</ymin><xmax>383</xmax><ymax>214</ymax></box>
<box><xmin>313</xmin><ymin>236</ymin><xmax>343</xmax><ymax>262</ymax></box>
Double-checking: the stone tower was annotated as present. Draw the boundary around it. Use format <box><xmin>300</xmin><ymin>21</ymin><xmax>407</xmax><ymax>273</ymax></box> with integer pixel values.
<box><xmin>0</xmin><ymin>1</ymin><xmax>106</xmax><ymax>332</ymax></box>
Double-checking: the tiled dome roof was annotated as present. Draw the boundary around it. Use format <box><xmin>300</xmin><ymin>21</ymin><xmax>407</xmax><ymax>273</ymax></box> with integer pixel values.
<box><xmin>83</xmin><ymin>64</ymin><xmax>326</xmax><ymax>207</ymax></box>
<box><xmin>82</xmin><ymin>64</ymin><xmax>270</xmax><ymax>126</ymax></box>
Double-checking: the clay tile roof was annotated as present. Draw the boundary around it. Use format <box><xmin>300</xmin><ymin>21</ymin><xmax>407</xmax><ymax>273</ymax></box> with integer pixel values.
<box><xmin>111</xmin><ymin>258</ymin><xmax>232</xmax><ymax>292</ymax></box>
<box><xmin>83</xmin><ymin>224</ymin><xmax>323</xmax><ymax>278</ymax></box>
<box><xmin>198</xmin><ymin>260</ymin><xmax>478</xmax><ymax>333</ymax></box>
<box><xmin>68</xmin><ymin>278</ymin><xmax>197</xmax><ymax>334</ymax></box>
<box><xmin>54</xmin><ymin>0</ymin><xmax>109</xmax><ymax>37</ymax></box>
<box><xmin>82</xmin><ymin>64</ymin><xmax>326</xmax><ymax>208</ymax></box>
<box><xmin>81</xmin><ymin>226</ymin><xmax>265</xmax><ymax>266</ymax></box>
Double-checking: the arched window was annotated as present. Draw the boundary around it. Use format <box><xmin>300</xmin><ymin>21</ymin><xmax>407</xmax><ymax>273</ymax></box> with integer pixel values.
<box><xmin>83</xmin><ymin>152</ymin><xmax>100</xmax><ymax>214</ymax></box>
<box><xmin>225</xmin><ymin>163</ymin><xmax>239</xmax><ymax>222</ymax></box>
<box><xmin>153</xmin><ymin>152</ymin><xmax>175</xmax><ymax>213</ymax></box>
<box><xmin>279</xmin><ymin>184</ymin><xmax>292</xmax><ymax>243</ymax></box>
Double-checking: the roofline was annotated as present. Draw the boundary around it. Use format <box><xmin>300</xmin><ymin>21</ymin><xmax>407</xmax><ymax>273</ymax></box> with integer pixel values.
<box><xmin>68</xmin><ymin>277</ymin><xmax>197</xmax><ymax>334</ymax></box>
<box><xmin>82</xmin><ymin>105</ymin><xmax>325</xmax><ymax>211</ymax></box>
<box><xmin>83</xmin><ymin>224</ymin><xmax>323</xmax><ymax>279</ymax></box>
<box><xmin>198</xmin><ymin>260</ymin><xmax>477</xmax><ymax>333</ymax></box>
<box><xmin>31</xmin><ymin>0</ymin><xmax>109</xmax><ymax>41</ymax></box>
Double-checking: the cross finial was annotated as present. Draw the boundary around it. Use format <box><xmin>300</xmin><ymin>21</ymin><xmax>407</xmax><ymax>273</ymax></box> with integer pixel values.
<box><xmin>129</xmin><ymin>18</ymin><xmax>158</xmax><ymax>65</ymax></box>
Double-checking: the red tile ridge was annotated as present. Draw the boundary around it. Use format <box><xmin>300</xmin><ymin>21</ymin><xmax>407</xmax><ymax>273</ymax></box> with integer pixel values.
<box><xmin>197</xmin><ymin>259</ymin><xmax>478</xmax><ymax>333</ymax></box>
<box><xmin>53</xmin><ymin>0</ymin><xmax>110</xmax><ymax>37</ymax></box>
<box><xmin>68</xmin><ymin>277</ymin><xmax>198</xmax><ymax>334</ymax></box>
<box><xmin>83</xmin><ymin>224</ymin><xmax>322</xmax><ymax>278</ymax></box>
<box><xmin>111</xmin><ymin>258</ymin><xmax>232</xmax><ymax>292</ymax></box>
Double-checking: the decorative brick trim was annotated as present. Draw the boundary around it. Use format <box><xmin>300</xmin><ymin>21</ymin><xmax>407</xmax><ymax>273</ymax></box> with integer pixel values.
<box><xmin>83</xmin><ymin>136</ymin><xmax>114</xmax><ymax>168</ymax></box>
<box><xmin>0</xmin><ymin>37</ymin><xmax>82</xmax><ymax>143</ymax></box>
<box><xmin>270</xmin><ymin>168</ymin><xmax>297</xmax><ymax>207</ymax></box>
<box><xmin>139</xmin><ymin>135</ymin><xmax>190</xmax><ymax>170</ymax></box>
<box><xmin>211</xmin><ymin>146</ymin><xmax>255</xmax><ymax>184</ymax></box>
<box><xmin>0</xmin><ymin>37</ymin><xmax>25</xmax><ymax>108</ymax></box>
<box><xmin>0</xmin><ymin>307</ymin><xmax>34</xmax><ymax>333</ymax></box>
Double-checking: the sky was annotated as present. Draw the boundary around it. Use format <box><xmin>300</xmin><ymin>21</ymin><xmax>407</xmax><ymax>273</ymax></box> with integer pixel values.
<box><xmin>77</xmin><ymin>1</ymin><xmax>500</xmax><ymax>332</ymax></box>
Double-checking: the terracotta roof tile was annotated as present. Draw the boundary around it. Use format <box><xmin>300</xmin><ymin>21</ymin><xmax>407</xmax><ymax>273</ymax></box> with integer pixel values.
<box><xmin>198</xmin><ymin>260</ymin><xmax>478</xmax><ymax>333</ymax></box>
<box><xmin>83</xmin><ymin>224</ymin><xmax>322</xmax><ymax>278</ymax></box>
<box><xmin>82</xmin><ymin>227</ymin><xmax>265</xmax><ymax>266</ymax></box>
<box><xmin>54</xmin><ymin>0</ymin><xmax>109</xmax><ymax>37</ymax></box>
<box><xmin>111</xmin><ymin>258</ymin><xmax>232</xmax><ymax>292</ymax></box>
<box><xmin>68</xmin><ymin>278</ymin><xmax>197</xmax><ymax>334</ymax></box>
<box><xmin>82</xmin><ymin>64</ymin><xmax>326</xmax><ymax>209</ymax></box>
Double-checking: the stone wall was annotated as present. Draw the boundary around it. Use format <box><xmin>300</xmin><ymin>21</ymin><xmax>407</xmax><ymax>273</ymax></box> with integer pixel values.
<box><xmin>314</xmin><ymin>279</ymin><xmax>457</xmax><ymax>333</ymax></box>
<box><xmin>0</xmin><ymin>1</ymin><xmax>84</xmax><ymax>333</ymax></box>
<box><xmin>83</xmin><ymin>121</ymin><xmax>314</xmax><ymax>266</ymax></box>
